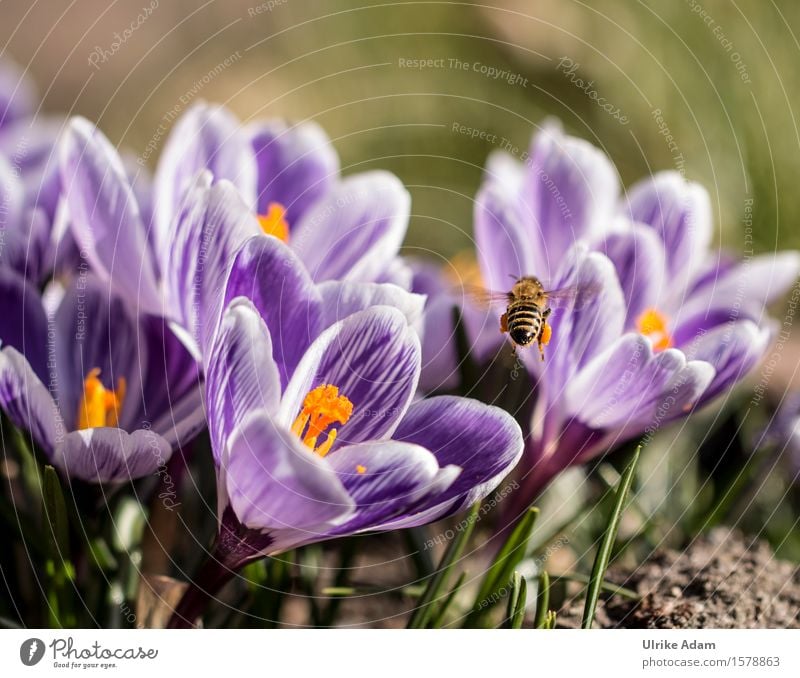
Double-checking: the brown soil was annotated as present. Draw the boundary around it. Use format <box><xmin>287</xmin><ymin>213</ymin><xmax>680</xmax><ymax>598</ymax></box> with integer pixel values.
<box><xmin>558</xmin><ymin>529</ymin><xmax>800</xmax><ymax>629</ymax></box>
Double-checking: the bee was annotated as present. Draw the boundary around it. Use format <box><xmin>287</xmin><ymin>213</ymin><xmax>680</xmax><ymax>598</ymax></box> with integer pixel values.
<box><xmin>462</xmin><ymin>276</ymin><xmax>595</xmax><ymax>360</ymax></box>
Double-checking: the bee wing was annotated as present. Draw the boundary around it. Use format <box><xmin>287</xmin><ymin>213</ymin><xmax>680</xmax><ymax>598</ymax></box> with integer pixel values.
<box><xmin>455</xmin><ymin>284</ymin><xmax>510</xmax><ymax>308</ymax></box>
<box><xmin>544</xmin><ymin>281</ymin><xmax>602</xmax><ymax>310</ymax></box>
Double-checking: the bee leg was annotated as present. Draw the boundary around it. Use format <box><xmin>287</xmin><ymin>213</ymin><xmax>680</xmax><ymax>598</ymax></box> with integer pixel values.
<box><xmin>499</xmin><ymin>312</ymin><xmax>508</xmax><ymax>334</ymax></box>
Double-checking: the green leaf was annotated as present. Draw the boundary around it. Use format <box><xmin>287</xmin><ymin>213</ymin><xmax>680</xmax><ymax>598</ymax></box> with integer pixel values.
<box><xmin>465</xmin><ymin>506</ymin><xmax>538</xmax><ymax>625</ymax></box>
<box><xmin>555</xmin><ymin>572</ymin><xmax>639</xmax><ymax>601</ymax></box>
<box><xmin>581</xmin><ymin>446</ymin><xmax>640</xmax><ymax>629</ymax></box>
<box><xmin>43</xmin><ymin>467</ymin><xmax>69</xmax><ymax>555</ymax></box>
<box><xmin>407</xmin><ymin>502</ymin><xmax>479</xmax><ymax>629</ymax></box>
<box><xmin>504</xmin><ymin>571</ymin><xmax>526</xmax><ymax>629</ymax></box>
<box><xmin>429</xmin><ymin>571</ymin><xmax>466</xmax><ymax>628</ymax></box>
<box><xmin>534</xmin><ymin>570</ymin><xmax>549</xmax><ymax>628</ymax></box>
<box><xmin>41</xmin><ymin>466</ymin><xmax>76</xmax><ymax>628</ymax></box>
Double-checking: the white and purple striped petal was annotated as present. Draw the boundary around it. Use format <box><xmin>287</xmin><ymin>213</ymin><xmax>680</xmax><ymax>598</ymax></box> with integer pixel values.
<box><xmin>248</xmin><ymin>119</ymin><xmax>339</xmax><ymax>225</ymax></box>
<box><xmin>290</xmin><ymin>171</ymin><xmax>410</xmax><ymax>283</ymax></box>
<box><xmin>59</xmin><ymin>117</ymin><xmax>162</xmax><ymax>314</ymax></box>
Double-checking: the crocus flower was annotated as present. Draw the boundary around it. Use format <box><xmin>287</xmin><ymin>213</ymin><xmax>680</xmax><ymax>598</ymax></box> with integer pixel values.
<box><xmin>467</xmin><ymin>123</ymin><xmax>799</xmax><ymax>506</ymax></box>
<box><xmin>760</xmin><ymin>393</ymin><xmax>800</xmax><ymax>482</ymax></box>
<box><xmin>0</xmin><ymin>58</ymin><xmax>66</xmax><ymax>282</ymax></box>
<box><xmin>0</xmin><ymin>269</ymin><xmax>202</xmax><ymax>483</ymax></box>
<box><xmin>167</xmin><ymin>296</ymin><xmax>523</xmax><ymax>626</ymax></box>
<box><xmin>61</xmin><ymin>105</ymin><xmax>414</xmax><ymax>359</ymax></box>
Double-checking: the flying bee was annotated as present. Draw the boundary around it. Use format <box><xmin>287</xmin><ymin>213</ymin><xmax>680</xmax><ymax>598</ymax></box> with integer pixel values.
<box><xmin>462</xmin><ymin>276</ymin><xmax>597</xmax><ymax>360</ymax></box>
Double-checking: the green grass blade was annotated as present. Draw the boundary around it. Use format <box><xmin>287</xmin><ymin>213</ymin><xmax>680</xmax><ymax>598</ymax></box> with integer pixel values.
<box><xmin>581</xmin><ymin>447</ymin><xmax>640</xmax><ymax>629</ymax></box>
<box><xmin>503</xmin><ymin>571</ymin><xmax>527</xmax><ymax>629</ymax></box>
<box><xmin>407</xmin><ymin>503</ymin><xmax>479</xmax><ymax>629</ymax></box>
<box><xmin>534</xmin><ymin>569</ymin><xmax>549</xmax><ymax>628</ymax></box>
<box><xmin>429</xmin><ymin>571</ymin><xmax>466</xmax><ymax>628</ymax></box>
<box><xmin>555</xmin><ymin>571</ymin><xmax>639</xmax><ymax>601</ymax></box>
<box><xmin>465</xmin><ymin>506</ymin><xmax>538</xmax><ymax>625</ymax></box>
<box><xmin>42</xmin><ymin>466</ymin><xmax>76</xmax><ymax>628</ymax></box>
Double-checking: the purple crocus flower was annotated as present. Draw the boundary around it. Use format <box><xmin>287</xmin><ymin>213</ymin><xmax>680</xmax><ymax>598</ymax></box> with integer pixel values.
<box><xmin>760</xmin><ymin>393</ymin><xmax>800</xmax><ymax>482</ymax></box>
<box><xmin>466</xmin><ymin>123</ymin><xmax>799</xmax><ymax>507</ymax></box>
<box><xmin>60</xmin><ymin>104</ymin><xmax>414</xmax><ymax>369</ymax></box>
<box><xmin>0</xmin><ymin>268</ymin><xmax>202</xmax><ymax>483</ymax></box>
<box><xmin>167</xmin><ymin>293</ymin><xmax>522</xmax><ymax>626</ymax></box>
<box><xmin>0</xmin><ymin>58</ymin><xmax>66</xmax><ymax>282</ymax></box>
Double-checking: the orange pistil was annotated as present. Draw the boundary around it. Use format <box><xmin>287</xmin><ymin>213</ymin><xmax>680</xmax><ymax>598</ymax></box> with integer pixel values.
<box><xmin>636</xmin><ymin>308</ymin><xmax>673</xmax><ymax>352</ymax></box>
<box><xmin>291</xmin><ymin>384</ymin><xmax>354</xmax><ymax>458</ymax></box>
<box><xmin>76</xmin><ymin>368</ymin><xmax>126</xmax><ymax>430</ymax></box>
<box><xmin>257</xmin><ymin>202</ymin><xmax>290</xmax><ymax>243</ymax></box>
<box><xmin>356</xmin><ymin>465</ymin><xmax>367</xmax><ymax>474</ymax></box>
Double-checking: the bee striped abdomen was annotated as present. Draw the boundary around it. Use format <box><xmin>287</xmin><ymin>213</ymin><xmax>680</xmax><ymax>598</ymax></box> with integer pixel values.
<box><xmin>506</xmin><ymin>300</ymin><xmax>542</xmax><ymax>347</ymax></box>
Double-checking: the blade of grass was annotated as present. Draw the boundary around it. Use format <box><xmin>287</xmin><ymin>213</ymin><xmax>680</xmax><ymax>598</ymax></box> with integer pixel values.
<box><xmin>42</xmin><ymin>466</ymin><xmax>76</xmax><ymax>628</ymax></box>
<box><xmin>503</xmin><ymin>571</ymin><xmax>526</xmax><ymax>629</ymax></box>
<box><xmin>534</xmin><ymin>570</ymin><xmax>549</xmax><ymax>628</ymax></box>
<box><xmin>555</xmin><ymin>571</ymin><xmax>639</xmax><ymax>601</ymax></box>
<box><xmin>428</xmin><ymin>571</ymin><xmax>466</xmax><ymax>628</ymax></box>
<box><xmin>407</xmin><ymin>503</ymin><xmax>479</xmax><ymax>629</ymax></box>
<box><xmin>465</xmin><ymin>506</ymin><xmax>538</xmax><ymax>626</ymax></box>
<box><xmin>581</xmin><ymin>447</ymin><xmax>640</xmax><ymax>629</ymax></box>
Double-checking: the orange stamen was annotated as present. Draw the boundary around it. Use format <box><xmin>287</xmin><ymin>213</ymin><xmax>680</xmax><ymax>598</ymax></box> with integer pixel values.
<box><xmin>356</xmin><ymin>465</ymin><xmax>367</xmax><ymax>474</ymax></box>
<box><xmin>76</xmin><ymin>368</ymin><xmax>126</xmax><ymax>430</ymax></box>
<box><xmin>257</xmin><ymin>202</ymin><xmax>290</xmax><ymax>243</ymax></box>
<box><xmin>290</xmin><ymin>384</ymin><xmax>354</xmax><ymax>458</ymax></box>
<box><xmin>636</xmin><ymin>308</ymin><xmax>673</xmax><ymax>352</ymax></box>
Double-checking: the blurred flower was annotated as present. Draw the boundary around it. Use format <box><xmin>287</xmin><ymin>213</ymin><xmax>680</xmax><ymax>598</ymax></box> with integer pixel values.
<box><xmin>760</xmin><ymin>393</ymin><xmax>800</xmax><ymax>482</ymax></box>
<box><xmin>467</xmin><ymin>123</ymin><xmax>800</xmax><ymax>507</ymax></box>
<box><xmin>167</xmin><ymin>296</ymin><xmax>522</xmax><ymax>625</ymax></box>
<box><xmin>0</xmin><ymin>269</ymin><xmax>202</xmax><ymax>483</ymax></box>
<box><xmin>0</xmin><ymin>59</ymin><xmax>67</xmax><ymax>282</ymax></box>
<box><xmin>60</xmin><ymin>104</ymin><xmax>414</xmax><ymax>357</ymax></box>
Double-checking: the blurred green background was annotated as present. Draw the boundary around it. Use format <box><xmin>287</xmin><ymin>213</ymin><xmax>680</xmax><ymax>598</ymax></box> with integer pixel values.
<box><xmin>3</xmin><ymin>0</ymin><xmax>798</xmax><ymax>260</ymax></box>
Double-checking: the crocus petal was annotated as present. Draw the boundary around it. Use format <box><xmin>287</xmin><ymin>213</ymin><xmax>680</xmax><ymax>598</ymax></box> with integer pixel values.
<box><xmin>0</xmin><ymin>347</ymin><xmax>63</xmax><ymax>453</ymax></box>
<box><xmin>565</xmin><ymin>333</ymin><xmax>715</xmax><ymax>430</ymax></box>
<box><xmin>223</xmin><ymin>412</ymin><xmax>353</xmax><ymax>535</ymax></box>
<box><xmin>678</xmin><ymin>252</ymin><xmax>800</xmax><ymax>333</ymax></box>
<box><xmin>0</xmin><ymin>267</ymin><xmax>49</xmax><ymax>380</ymax></box>
<box><xmin>542</xmin><ymin>246</ymin><xmax>626</xmax><ymax>387</ymax></box>
<box><xmin>474</xmin><ymin>181</ymin><xmax>538</xmax><ymax>293</ymax></box>
<box><xmin>0</xmin><ymin>117</ymin><xmax>64</xmax><ymax>220</ymax></box>
<box><xmin>595</xmin><ymin>222</ymin><xmax>667</xmax><ymax>328</ymax></box>
<box><xmin>224</xmin><ymin>235</ymin><xmax>323</xmax><ymax>387</ymax></box>
<box><xmin>519</xmin><ymin>124</ymin><xmax>619</xmax><ymax>277</ymax></box>
<box><xmin>623</xmin><ymin>171</ymin><xmax>712</xmax><ymax>292</ymax></box>
<box><xmin>381</xmin><ymin>395</ymin><xmax>524</xmax><ymax>528</ymax></box>
<box><xmin>0</xmin><ymin>59</ymin><xmax>36</xmax><ymax>128</ymax></box>
<box><xmin>160</xmin><ymin>174</ymin><xmax>260</xmax><ymax>355</ymax></box>
<box><xmin>248</xmin><ymin>119</ymin><xmax>339</xmax><ymax>224</ymax></box>
<box><xmin>153</xmin><ymin>102</ymin><xmax>257</xmax><ymax>254</ymax></box>
<box><xmin>206</xmin><ymin>298</ymin><xmax>282</xmax><ymax>463</ymax></box>
<box><xmin>53</xmin><ymin>276</ymin><xmax>141</xmax><ymax>429</ymax></box>
<box><xmin>279</xmin><ymin>307</ymin><xmax>421</xmax><ymax>446</ymax></box>
<box><xmin>317</xmin><ymin>280</ymin><xmax>425</xmax><ymax>331</ymax></box>
<box><xmin>290</xmin><ymin>171</ymin><xmax>410</xmax><ymax>283</ymax></box>
<box><xmin>138</xmin><ymin>315</ymin><xmax>205</xmax><ymax>448</ymax></box>
<box><xmin>688</xmin><ymin>320</ymin><xmax>772</xmax><ymax>405</ymax></box>
<box><xmin>326</xmin><ymin>440</ymin><xmax>453</xmax><ymax>534</ymax></box>
<box><xmin>54</xmin><ymin>427</ymin><xmax>172</xmax><ymax>483</ymax></box>
<box><xmin>60</xmin><ymin>117</ymin><xmax>161</xmax><ymax>314</ymax></box>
